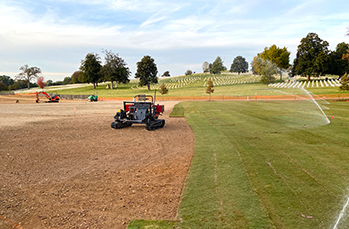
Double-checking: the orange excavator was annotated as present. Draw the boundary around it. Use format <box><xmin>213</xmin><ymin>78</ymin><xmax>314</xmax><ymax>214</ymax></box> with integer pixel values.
<box><xmin>35</xmin><ymin>92</ymin><xmax>60</xmax><ymax>103</ymax></box>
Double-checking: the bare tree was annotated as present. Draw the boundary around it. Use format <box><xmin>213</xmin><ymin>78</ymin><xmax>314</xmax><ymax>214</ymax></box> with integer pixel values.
<box><xmin>17</xmin><ymin>65</ymin><xmax>42</xmax><ymax>89</ymax></box>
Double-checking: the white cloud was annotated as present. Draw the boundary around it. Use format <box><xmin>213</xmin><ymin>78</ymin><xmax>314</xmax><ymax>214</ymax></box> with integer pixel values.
<box><xmin>1</xmin><ymin>0</ymin><xmax>349</xmax><ymax>80</ymax></box>
<box><xmin>0</xmin><ymin>2</ymin><xmax>124</xmax><ymax>48</ymax></box>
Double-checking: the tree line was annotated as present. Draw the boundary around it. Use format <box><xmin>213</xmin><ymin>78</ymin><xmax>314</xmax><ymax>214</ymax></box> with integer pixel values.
<box><xmin>202</xmin><ymin>31</ymin><xmax>349</xmax><ymax>85</ymax></box>
<box><xmin>0</xmin><ymin>50</ymin><xmax>159</xmax><ymax>91</ymax></box>
<box><xmin>1</xmin><ymin>30</ymin><xmax>348</xmax><ymax>91</ymax></box>
<box><xmin>252</xmin><ymin>32</ymin><xmax>349</xmax><ymax>84</ymax></box>
<box><xmin>60</xmin><ymin>50</ymin><xmax>158</xmax><ymax>91</ymax></box>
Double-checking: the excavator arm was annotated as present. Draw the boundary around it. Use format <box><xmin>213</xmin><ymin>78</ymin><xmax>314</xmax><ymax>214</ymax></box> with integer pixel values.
<box><xmin>36</xmin><ymin>92</ymin><xmax>60</xmax><ymax>103</ymax></box>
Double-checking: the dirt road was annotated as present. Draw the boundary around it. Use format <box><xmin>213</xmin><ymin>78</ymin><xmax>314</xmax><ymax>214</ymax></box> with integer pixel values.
<box><xmin>0</xmin><ymin>97</ymin><xmax>194</xmax><ymax>228</ymax></box>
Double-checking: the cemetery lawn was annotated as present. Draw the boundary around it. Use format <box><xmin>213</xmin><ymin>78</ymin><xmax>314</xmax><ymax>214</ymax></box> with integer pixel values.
<box><xmin>130</xmin><ymin>100</ymin><xmax>349</xmax><ymax>228</ymax></box>
<box><xmin>46</xmin><ymin>73</ymin><xmax>349</xmax><ymax>98</ymax></box>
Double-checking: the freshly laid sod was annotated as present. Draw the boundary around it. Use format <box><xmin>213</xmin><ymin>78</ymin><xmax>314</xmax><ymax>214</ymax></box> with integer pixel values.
<box><xmin>130</xmin><ymin>100</ymin><xmax>349</xmax><ymax>228</ymax></box>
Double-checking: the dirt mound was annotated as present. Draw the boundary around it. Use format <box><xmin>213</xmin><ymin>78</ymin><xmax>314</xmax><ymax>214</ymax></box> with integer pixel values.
<box><xmin>0</xmin><ymin>100</ymin><xmax>194</xmax><ymax>228</ymax></box>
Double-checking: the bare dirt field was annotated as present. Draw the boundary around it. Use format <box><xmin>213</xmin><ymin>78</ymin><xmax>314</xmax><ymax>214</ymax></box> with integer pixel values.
<box><xmin>0</xmin><ymin>95</ymin><xmax>194</xmax><ymax>228</ymax></box>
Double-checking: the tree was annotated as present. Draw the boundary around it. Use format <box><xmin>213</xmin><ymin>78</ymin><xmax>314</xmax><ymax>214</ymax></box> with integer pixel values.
<box><xmin>339</xmin><ymin>73</ymin><xmax>349</xmax><ymax>92</ymax></box>
<box><xmin>47</xmin><ymin>80</ymin><xmax>53</xmax><ymax>86</ymax></box>
<box><xmin>185</xmin><ymin>70</ymin><xmax>193</xmax><ymax>76</ymax></box>
<box><xmin>202</xmin><ymin>61</ymin><xmax>210</xmax><ymax>73</ymax></box>
<box><xmin>71</xmin><ymin>71</ymin><xmax>81</xmax><ymax>84</ymax></box>
<box><xmin>63</xmin><ymin>77</ymin><xmax>72</xmax><ymax>85</ymax></box>
<box><xmin>342</xmin><ymin>29</ymin><xmax>349</xmax><ymax>61</ymax></box>
<box><xmin>10</xmin><ymin>80</ymin><xmax>28</xmax><ymax>90</ymax></box>
<box><xmin>101</xmin><ymin>50</ymin><xmax>130</xmax><ymax>89</ymax></box>
<box><xmin>206</xmin><ymin>77</ymin><xmax>214</xmax><ymax>100</ymax></box>
<box><xmin>79</xmin><ymin>53</ymin><xmax>102</xmax><ymax>89</ymax></box>
<box><xmin>0</xmin><ymin>75</ymin><xmax>14</xmax><ymax>87</ymax></box>
<box><xmin>230</xmin><ymin>56</ymin><xmax>249</xmax><ymax>74</ymax></box>
<box><xmin>0</xmin><ymin>81</ymin><xmax>8</xmax><ymax>91</ymax></box>
<box><xmin>328</xmin><ymin>42</ymin><xmax>349</xmax><ymax>76</ymax></box>
<box><xmin>293</xmin><ymin>33</ymin><xmax>330</xmax><ymax>81</ymax></box>
<box><xmin>159</xmin><ymin>83</ymin><xmax>168</xmax><ymax>95</ymax></box>
<box><xmin>252</xmin><ymin>57</ymin><xmax>278</xmax><ymax>84</ymax></box>
<box><xmin>135</xmin><ymin>55</ymin><xmax>158</xmax><ymax>91</ymax></box>
<box><xmin>343</xmin><ymin>51</ymin><xmax>349</xmax><ymax>62</ymax></box>
<box><xmin>37</xmin><ymin>76</ymin><xmax>45</xmax><ymax>89</ymax></box>
<box><xmin>260</xmin><ymin>60</ymin><xmax>278</xmax><ymax>84</ymax></box>
<box><xmin>251</xmin><ymin>56</ymin><xmax>263</xmax><ymax>75</ymax></box>
<box><xmin>17</xmin><ymin>64</ymin><xmax>42</xmax><ymax>89</ymax></box>
<box><xmin>211</xmin><ymin>56</ymin><xmax>225</xmax><ymax>74</ymax></box>
<box><xmin>162</xmin><ymin>71</ymin><xmax>170</xmax><ymax>77</ymax></box>
<box><xmin>258</xmin><ymin>45</ymin><xmax>290</xmax><ymax>80</ymax></box>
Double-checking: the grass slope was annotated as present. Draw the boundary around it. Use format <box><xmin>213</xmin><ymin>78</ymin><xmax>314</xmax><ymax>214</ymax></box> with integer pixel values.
<box><xmin>130</xmin><ymin>100</ymin><xmax>349</xmax><ymax>228</ymax></box>
<box><xmin>46</xmin><ymin>73</ymin><xmax>349</xmax><ymax>98</ymax></box>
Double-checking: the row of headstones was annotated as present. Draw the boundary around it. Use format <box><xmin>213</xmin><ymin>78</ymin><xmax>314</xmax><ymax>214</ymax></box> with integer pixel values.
<box><xmin>203</xmin><ymin>79</ymin><xmax>256</xmax><ymax>87</ymax></box>
<box><xmin>203</xmin><ymin>75</ymin><xmax>258</xmax><ymax>87</ymax></box>
<box><xmin>269</xmin><ymin>79</ymin><xmax>341</xmax><ymax>88</ymax></box>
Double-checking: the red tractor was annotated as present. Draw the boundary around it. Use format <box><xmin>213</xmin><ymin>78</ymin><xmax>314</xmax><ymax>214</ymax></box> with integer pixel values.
<box><xmin>35</xmin><ymin>92</ymin><xmax>60</xmax><ymax>103</ymax></box>
<box><xmin>111</xmin><ymin>94</ymin><xmax>165</xmax><ymax>131</ymax></box>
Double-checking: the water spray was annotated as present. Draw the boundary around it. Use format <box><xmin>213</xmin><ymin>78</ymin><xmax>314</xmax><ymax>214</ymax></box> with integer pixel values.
<box><xmin>301</xmin><ymin>88</ymin><xmax>330</xmax><ymax>125</ymax></box>
<box><xmin>333</xmin><ymin>196</ymin><xmax>349</xmax><ymax>229</ymax></box>
<box><xmin>271</xmin><ymin>88</ymin><xmax>330</xmax><ymax>110</ymax></box>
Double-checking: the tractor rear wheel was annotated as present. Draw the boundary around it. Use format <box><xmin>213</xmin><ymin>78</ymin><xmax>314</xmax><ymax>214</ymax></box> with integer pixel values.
<box><xmin>111</xmin><ymin>121</ymin><xmax>121</xmax><ymax>129</ymax></box>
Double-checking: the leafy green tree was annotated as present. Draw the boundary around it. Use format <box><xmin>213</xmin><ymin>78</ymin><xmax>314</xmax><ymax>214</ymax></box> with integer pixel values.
<box><xmin>135</xmin><ymin>55</ymin><xmax>158</xmax><ymax>91</ymax></box>
<box><xmin>17</xmin><ymin>64</ymin><xmax>42</xmax><ymax>89</ymax></box>
<box><xmin>0</xmin><ymin>81</ymin><xmax>8</xmax><ymax>91</ymax></box>
<box><xmin>202</xmin><ymin>61</ymin><xmax>210</xmax><ymax>73</ymax></box>
<box><xmin>46</xmin><ymin>80</ymin><xmax>53</xmax><ymax>86</ymax></box>
<box><xmin>343</xmin><ymin>51</ymin><xmax>349</xmax><ymax>62</ymax></box>
<box><xmin>63</xmin><ymin>76</ymin><xmax>72</xmax><ymax>85</ymax></box>
<box><xmin>206</xmin><ymin>77</ymin><xmax>214</xmax><ymax>100</ymax></box>
<box><xmin>260</xmin><ymin>60</ymin><xmax>278</xmax><ymax>84</ymax></box>
<box><xmin>211</xmin><ymin>56</ymin><xmax>225</xmax><ymax>74</ymax></box>
<box><xmin>258</xmin><ymin>45</ymin><xmax>290</xmax><ymax>80</ymax></box>
<box><xmin>159</xmin><ymin>83</ymin><xmax>168</xmax><ymax>95</ymax></box>
<box><xmin>339</xmin><ymin>73</ymin><xmax>349</xmax><ymax>91</ymax></box>
<box><xmin>185</xmin><ymin>70</ymin><xmax>193</xmax><ymax>76</ymax></box>
<box><xmin>252</xmin><ymin>57</ymin><xmax>278</xmax><ymax>84</ymax></box>
<box><xmin>230</xmin><ymin>56</ymin><xmax>249</xmax><ymax>74</ymax></box>
<box><xmin>343</xmin><ymin>28</ymin><xmax>349</xmax><ymax>62</ymax></box>
<box><xmin>293</xmin><ymin>33</ymin><xmax>330</xmax><ymax>81</ymax></box>
<box><xmin>10</xmin><ymin>80</ymin><xmax>28</xmax><ymax>90</ymax></box>
<box><xmin>0</xmin><ymin>75</ymin><xmax>14</xmax><ymax>87</ymax></box>
<box><xmin>79</xmin><ymin>53</ymin><xmax>102</xmax><ymax>89</ymax></box>
<box><xmin>101</xmin><ymin>50</ymin><xmax>130</xmax><ymax>89</ymax></box>
<box><xmin>328</xmin><ymin>42</ymin><xmax>349</xmax><ymax>76</ymax></box>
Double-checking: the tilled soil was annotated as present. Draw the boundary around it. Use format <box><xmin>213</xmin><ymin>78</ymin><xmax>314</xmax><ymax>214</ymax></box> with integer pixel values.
<box><xmin>0</xmin><ymin>97</ymin><xmax>194</xmax><ymax>228</ymax></box>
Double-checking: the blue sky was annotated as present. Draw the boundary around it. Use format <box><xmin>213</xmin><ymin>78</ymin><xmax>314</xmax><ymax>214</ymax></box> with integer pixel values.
<box><xmin>0</xmin><ymin>0</ymin><xmax>348</xmax><ymax>81</ymax></box>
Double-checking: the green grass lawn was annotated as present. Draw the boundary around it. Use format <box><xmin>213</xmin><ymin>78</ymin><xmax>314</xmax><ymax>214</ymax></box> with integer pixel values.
<box><xmin>130</xmin><ymin>100</ymin><xmax>349</xmax><ymax>228</ymax></box>
<box><xmin>45</xmin><ymin>73</ymin><xmax>348</xmax><ymax>98</ymax></box>
<box><xmin>46</xmin><ymin>74</ymin><xmax>266</xmax><ymax>98</ymax></box>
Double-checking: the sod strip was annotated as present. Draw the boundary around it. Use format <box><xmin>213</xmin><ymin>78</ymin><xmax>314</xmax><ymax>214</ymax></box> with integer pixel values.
<box><xmin>177</xmin><ymin>101</ymin><xmax>349</xmax><ymax>228</ymax></box>
<box><xmin>129</xmin><ymin>101</ymin><xmax>349</xmax><ymax>228</ymax></box>
<box><xmin>177</xmin><ymin>102</ymin><xmax>271</xmax><ymax>228</ymax></box>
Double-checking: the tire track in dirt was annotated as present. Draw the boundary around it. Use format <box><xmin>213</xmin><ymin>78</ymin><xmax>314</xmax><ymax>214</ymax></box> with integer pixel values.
<box><xmin>0</xmin><ymin>100</ymin><xmax>194</xmax><ymax>228</ymax></box>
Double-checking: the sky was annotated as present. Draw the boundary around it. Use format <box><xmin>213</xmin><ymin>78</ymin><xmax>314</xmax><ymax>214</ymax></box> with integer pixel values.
<box><xmin>0</xmin><ymin>0</ymin><xmax>348</xmax><ymax>82</ymax></box>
